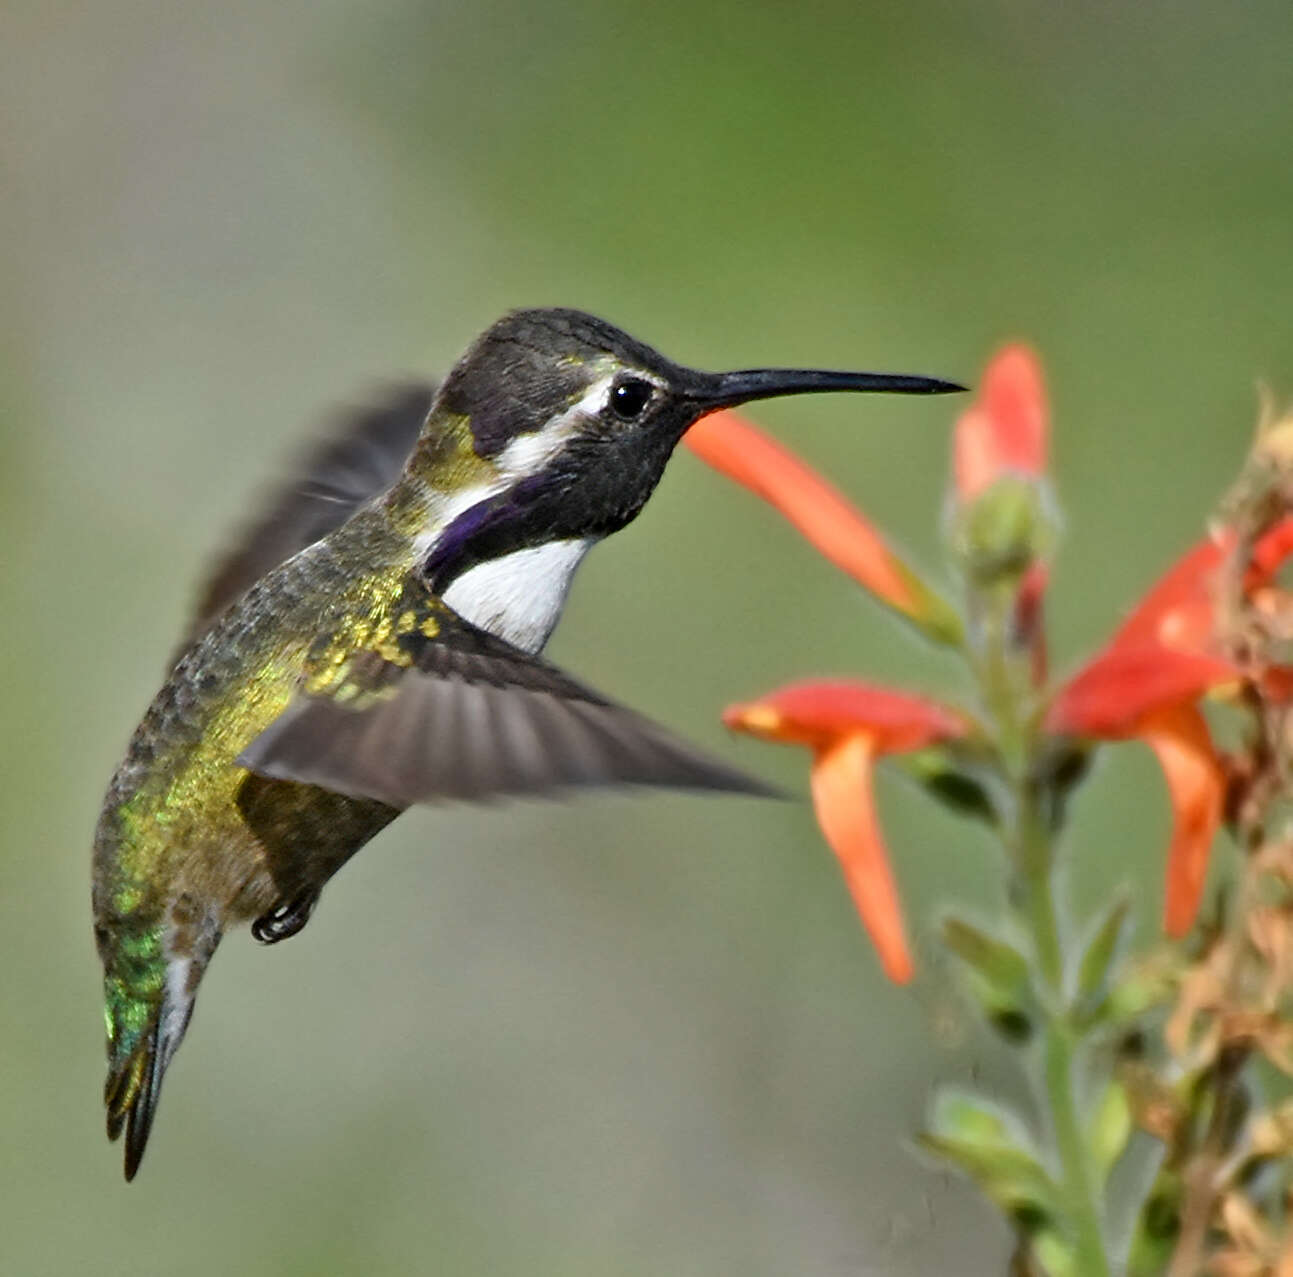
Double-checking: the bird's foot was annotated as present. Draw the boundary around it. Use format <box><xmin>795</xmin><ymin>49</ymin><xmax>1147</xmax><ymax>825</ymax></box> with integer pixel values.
<box><xmin>251</xmin><ymin>891</ymin><xmax>318</xmax><ymax>945</ymax></box>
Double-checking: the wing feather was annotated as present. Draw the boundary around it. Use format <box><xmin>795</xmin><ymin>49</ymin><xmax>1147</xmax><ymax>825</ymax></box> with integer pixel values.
<box><xmin>239</xmin><ymin>606</ymin><xmax>775</xmax><ymax>806</ymax></box>
<box><xmin>179</xmin><ymin>382</ymin><xmax>434</xmax><ymax>651</ymax></box>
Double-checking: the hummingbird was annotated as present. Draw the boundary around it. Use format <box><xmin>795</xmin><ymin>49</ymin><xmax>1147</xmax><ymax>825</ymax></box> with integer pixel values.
<box><xmin>92</xmin><ymin>308</ymin><xmax>962</xmax><ymax>1179</ymax></box>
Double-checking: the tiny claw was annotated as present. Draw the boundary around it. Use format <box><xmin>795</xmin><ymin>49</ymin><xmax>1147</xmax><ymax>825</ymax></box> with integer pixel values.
<box><xmin>251</xmin><ymin>891</ymin><xmax>318</xmax><ymax>945</ymax></box>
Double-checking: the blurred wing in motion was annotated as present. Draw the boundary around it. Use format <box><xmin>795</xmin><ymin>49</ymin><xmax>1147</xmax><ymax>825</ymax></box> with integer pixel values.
<box><xmin>240</xmin><ymin>596</ymin><xmax>777</xmax><ymax>807</ymax></box>
<box><xmin>178</xmin><ymin>381</ymin><xmax>436</xmax><ymax>651</ymax></box>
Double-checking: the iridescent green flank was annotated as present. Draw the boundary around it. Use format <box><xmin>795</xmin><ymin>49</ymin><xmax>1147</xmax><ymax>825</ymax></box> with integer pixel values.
<box><xmin>102</xmin><ymin>929</ymin><xmax>162</xmax><ymax>1055</ymax></box>
<box><xmin>91</xmin><ymin>411</ymin><xmax>491</xmax><ymax>1168</ymax></box>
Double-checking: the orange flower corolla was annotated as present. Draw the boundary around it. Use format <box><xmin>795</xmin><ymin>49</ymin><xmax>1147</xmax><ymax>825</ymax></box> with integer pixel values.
<box><xmin>950</xmin><ymin>345</ymin><xmax>1052</xmax><ymax>680</ymax></box>
<box><xmin>1047</xmin><ymin>666</ymin><xmax>1230</xmax><ymax>936</ymax></box>
<box><xmin>725</xmin><ymin>682</ymin><xmax>968</xmax><ymax>983</ymax></box>
<box><xmin>1047</xmin><ymin>516</ymin><xmax>1293</xmax><ymax>934</ymax></box>
<box><xmin>684</xmin><ymin>411</ymin><xmax>960</xmax><ymax>642</ymax></box>
<box><xmin>697</xmin><ymin>340</ymin><xmax>1293</xmax><ymax>960</ymax></box>
<box><xmin>952</xmin><ymin>344</ymin><xmax>1048</xmax><ymax>501</ymax></box>
<box><xmin>1107</xmin><ymin>518</ymin><xmax>1293</xmax><ymax>653</ymax></box>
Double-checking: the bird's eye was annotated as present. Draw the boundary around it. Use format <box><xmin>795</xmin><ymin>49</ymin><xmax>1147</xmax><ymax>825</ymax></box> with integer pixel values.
<box><xmin>609</xmin><ymin>378</ymin><xmax>654</xmax><ymax>420</ymax></box>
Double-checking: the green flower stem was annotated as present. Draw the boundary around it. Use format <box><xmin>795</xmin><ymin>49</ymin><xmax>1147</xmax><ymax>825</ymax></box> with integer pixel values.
<box><xmin>1043</xmin><ymin>1021</ymin><xmax>1108</xmax><ymax>1276</ymax></box>
<box><xmin>971</xmin><ymin>578</ymin><xmax>1110</xmax><ymax>1275</ymax></box>
<box><xmin>1015</xmin><ymin>791</ymin><xmax>1110</xmax><ymax>1277</ymax></box>
<box><xmin>970</xmin><ymin>586</ymin><xmax>1027</xmax><ymax>772</ymax></box>
<box><xmin>1017</xmin><ymin>804</ymin><xmax>1062</xmax><ymax>989</ymax></box>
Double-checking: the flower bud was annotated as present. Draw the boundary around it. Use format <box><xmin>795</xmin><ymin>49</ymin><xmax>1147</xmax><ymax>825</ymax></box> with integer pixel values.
<box><xmin>950</xmin><ymin>473</ymin><xmax>1055</xmax><ymax>587</ymax></box>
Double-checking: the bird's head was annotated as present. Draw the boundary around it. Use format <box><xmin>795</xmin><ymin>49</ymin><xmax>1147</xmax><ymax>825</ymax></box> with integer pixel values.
<box><xmin>417</xmin><ymin>307</ymin><xmax>962</xmax><ymax>593</ymax></box>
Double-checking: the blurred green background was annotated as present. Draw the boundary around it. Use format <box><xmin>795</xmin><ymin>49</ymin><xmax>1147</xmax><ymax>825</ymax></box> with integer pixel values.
<box><xmin>4</xmin><ymin>1</ymin><xmax>1292</xmax><ymax>1272</ymax></box>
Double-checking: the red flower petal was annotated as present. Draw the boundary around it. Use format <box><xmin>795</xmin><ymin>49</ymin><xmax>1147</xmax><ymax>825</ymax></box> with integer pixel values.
<box><xmin>1044</xmin><ymin>644</ymin><xmax>1239</xmax><ymax>739</ymax></box>
<box><xmin>953</xmin><ymin>344</ymin><xmax>1048</xmax><ymax>501</ymax></box>
<box><xmin>810</xmin><ymin>732</ymin><xmax>914</xmax><ymax>982</ymax></box>
<box><xmin>684</xmin><ymin>411</ymin><xmax>959</xmax><ymax>639</ymax></box>
<box><xmin>1108</xmin><ymin>514</ymin><xmax>1293</xmax><ymax>654</ymax></box>
<box><xmin>1137</xmin><ymin>704</ymin><xmax>1226</xmax><ymax>936</ymax></box>
<box><xmin>1108</xmin><ymin>534</ymin><xmax>1230</xmax><ymax>653</ymax></box>
<box><xmin>723</xmin><ymin>682</ymin><xmax>964</xmax><ymax>981</ymax></box>
<box><xmin>724</xmin><ymin>680</ymin><xmax>967</xmax><ymax>753</ymax></box>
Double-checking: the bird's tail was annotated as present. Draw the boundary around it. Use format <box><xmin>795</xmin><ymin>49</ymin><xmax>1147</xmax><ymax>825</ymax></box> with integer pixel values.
<box><xmin>102</xmin><ymin>927</ymin><xmax>219</xmax><ymax>1180</ymax></box>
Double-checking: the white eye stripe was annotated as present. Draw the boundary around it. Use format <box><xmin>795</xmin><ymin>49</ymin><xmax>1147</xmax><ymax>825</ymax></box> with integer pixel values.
<box><xmin>492</xmin><ymin>369</ymin><xmax>664</xmax><ymax>476</ymax></box>
<box><xmin>576</xmin><ymin>374</ymin><xmax>619</xmax><ymax>418</ymax></box>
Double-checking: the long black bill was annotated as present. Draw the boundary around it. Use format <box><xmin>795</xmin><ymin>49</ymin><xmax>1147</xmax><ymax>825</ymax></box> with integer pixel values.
<box><xmin>693</xmin><ymin>366</ymin><xmax>966</xmax><ymax>412</ymax></box>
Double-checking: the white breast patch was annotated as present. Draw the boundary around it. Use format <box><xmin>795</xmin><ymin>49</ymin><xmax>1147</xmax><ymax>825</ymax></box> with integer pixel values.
<box><xmin>441</xmin><ymin>538</ymin><xmax>594</xmax><ymax>654</ymax></box>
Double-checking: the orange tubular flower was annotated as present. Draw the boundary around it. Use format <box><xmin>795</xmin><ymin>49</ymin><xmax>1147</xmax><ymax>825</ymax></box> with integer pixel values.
<box><xmin>724</xmin><ymin>682</ymin><xmax>969</xmax><ymax>983</ymax></box>
<box><xmin>951</xmin><ymin>343</ymin><xmax>1048</xmax><ymax>501</ymax></box>
<box><xmin>1046</xmin><ymin>653</ymin><xmax>1233</xmax><ymax>936</ymax></box>
<box><xmin>1046</xmin><ymin>516</ymin><xmax>1293</xmax><ymax>934</ymax></box>
<box><xmin>950</xmin><ymin>345</ymin><xmax>1053</xmax><ymax>683</ymax></box>
<box><xmin>684</xmin><ymin>412</ymin><xmax>962</xmax><ymax>643</ymax></box>
<box><xmin>696</xmin><ymin>336</ymin><xmax>1293</xmax><ymax>953</ymax></box>
<box><xmin>1107</xmin><ymin>517</ymin><xmax>1293</xmax><ymax>653</ymax></box>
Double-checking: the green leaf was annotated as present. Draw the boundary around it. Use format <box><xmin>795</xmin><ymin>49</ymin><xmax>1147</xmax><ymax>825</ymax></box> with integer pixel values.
<box><xmin>1073</xmin><ymin>895</ymin><xmax>1131</xmax><ymax>1024</ymax></box>
<box><xmin>1031</xmin><ymin>1229</ymin><xmax>1079</xmax><ymax>1277</ymax></box>
<box><xmin>921</xmin><ymin>1090</ymin><xmax>1060</xmax><ymax>1229</ymax></box>
<box><xmin>1088</xmin><ymin>1082</ymin><xmax>1132</xmax><ymax>1179</ymax></box>
<box><xmin>1125</xmin><ymin>1169</ymin><xmax>1183</xmax><ymax>1277</ymax></box>
<box><xmin>933</xmin><ymin>1090</ymin><xmax>1016</xmax><ymax>1144</ymax></box>
<box><xmin>941</xmin><ymin>915</ymin><xmax>1035</xmax><ymax>1041</ymax></box>
<box><xmin>899</xmin><ymin>747</ymin><xmax>999</xmax><ymax>825</ymax></box>
<box><xmin>942</xmin><ymin>916</ymin><xmax>1030</xmax><ymax>988</ymax></box>
<box><xmin>1029</xmin><ymin>739</ymin><xmax>1093</xmax><ymax>832</ymax></box>
<box><xmin>1101</xmin><ymin>966</ymin><xmax>1175</xmax><ymax>1027</ymax></box>
<box><xmin>920</xmin><ymin>1133</ymin><xmax>1060</xmax><ymax>1226</ymax></box>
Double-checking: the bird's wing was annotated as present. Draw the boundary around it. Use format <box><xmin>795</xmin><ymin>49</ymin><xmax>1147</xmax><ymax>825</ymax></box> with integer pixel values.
<box><xmin>177</xmin><ymin>381</ymin><xmax>436</xmax><ymax>652</ymax></box>
<box><xmin>238</xmin><ymin>592</ymin><xmax>774</xmax><ymax>806</ymax></box>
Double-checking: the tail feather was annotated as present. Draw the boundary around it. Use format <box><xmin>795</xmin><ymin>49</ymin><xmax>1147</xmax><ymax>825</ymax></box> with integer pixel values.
<box><xmin>103</xmin><ymin>963</ymin><xmax>200</xmax><ymax>1181</ymax></box>
<box><xmin>103</xmin><ymin>1045</ymin><xmax>145</xmax><ymax>1142</ymax></box>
